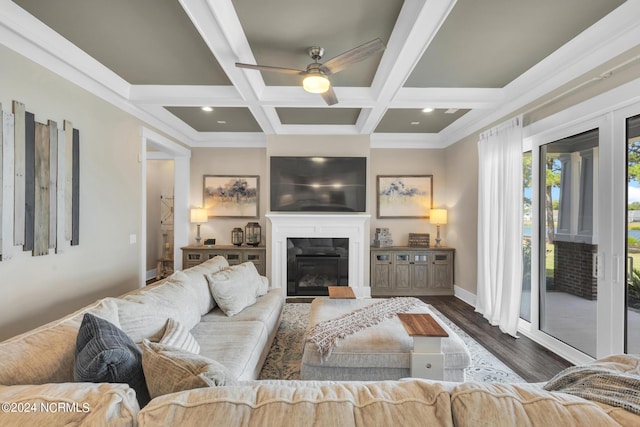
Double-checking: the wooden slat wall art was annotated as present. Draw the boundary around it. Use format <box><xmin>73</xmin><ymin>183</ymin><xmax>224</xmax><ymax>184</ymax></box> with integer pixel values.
<box><xmin>0</xmin><ymin>100</ymin><xmax>80</xmax><ymax>260</ymax></box>
<box><xmin>48</xmin><ymin>120</ymin><xmax>58</xmax><ymax>250</ymax></box>
<box><xmin>34</xmin><ymin>122</ymin><xmax>50</xmax><ymax>256</ymax></box>
<box><xmin>71</xmin><ymin>128</ymin><xmax>79</xmax><ymax>246</ymax></box>
<box><xmin>24</xmin><ymin>111</ymin><xmax>35</xmax><ymax>252</ymax></box>
<box><xmin>63</xmin><ymin>120</ymin><xmax>73</xmax><ymax>242</ymax></box>
<box><xmin>12</xmin><ymin>101</ymin><xmax>25</xmax><ymax>246</ymax></box>
<box><xmin>2</xmin><ymin>111</ymin><xmax>15</xmax><ymax>261</ymax></box>
<box><xmin>56</xmin><ymin>127</ymin><xmax>66</xmax><ymax>254</ymax></box>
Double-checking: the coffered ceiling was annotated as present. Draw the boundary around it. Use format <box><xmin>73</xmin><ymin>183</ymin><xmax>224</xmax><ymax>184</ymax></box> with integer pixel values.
<box><xmin>3</xmin><ymin>0</ymin><xmax>640</xmax><ymax>148</ymax></box>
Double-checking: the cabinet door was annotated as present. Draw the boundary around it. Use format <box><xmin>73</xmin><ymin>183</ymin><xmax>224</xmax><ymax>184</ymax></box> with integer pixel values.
<box><xmin>371</xmin><ymin>253</ymin><xmax>394</xmax><ymax>291</ymax></box>
<box><xmin>394</xmin><ymin>253</ymin><xmax>412</xmax><ymax>290</ymax></box>
<box><xmin>429</xmin><ymin>252</ymin><xmax>453</xmax><ymax>289</ymax></box>
<box><xmin>225</xmin><ymin>251</ymin><xmax>242</xmax><ymax>266</ymax></box>
<box><xmin>243</xmin><ymin>250</ymin><xmax>265</xmax><ymax>275</ymax></box>
<box><xmin>411</xmin><ymin>253</ymin><xmax>429</xmax><ymax>289</ymax></box>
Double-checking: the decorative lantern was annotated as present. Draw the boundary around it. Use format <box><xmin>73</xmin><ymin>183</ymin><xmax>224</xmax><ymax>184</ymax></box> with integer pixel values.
<box><xmin>231</xmin><ymin>228</ymin><xmax>244</xmax><ymax>246</ymax></box>
<box><xmin>244</xmin><ymin>222</ymin><xmax>262</xmax><ymax>246</ymax></box>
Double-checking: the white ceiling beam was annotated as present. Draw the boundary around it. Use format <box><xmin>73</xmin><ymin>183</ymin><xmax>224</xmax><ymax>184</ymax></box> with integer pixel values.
<box><xmin>358</xmin><ymin>0</ymin><xmax>458</xmax><ymax>134</ymax></box>
<box><xmin>179</xmin><ymin>0</ymin><xmax>276</xmax><ymax>133</ymax></box>
<box><xmin>440</xmin><ymin>0</ymin><xmax>640</xmax><ymax>145</ymax></box>
<box><xmin>129</xmin><ymin>85</ymin><xmax>244</xmax><ymax>106</ymax></box>
<box><xmin>371</xmin><ymin>133</ymin><xmax>444</xmax><ymax>149</ymax></box>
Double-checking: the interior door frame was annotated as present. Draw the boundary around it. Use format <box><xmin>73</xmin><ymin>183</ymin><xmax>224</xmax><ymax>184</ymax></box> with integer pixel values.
<box><xmin>140</xmin><ymin>127</ymin><xmax>191</xmax><ymax>287</ymax></box>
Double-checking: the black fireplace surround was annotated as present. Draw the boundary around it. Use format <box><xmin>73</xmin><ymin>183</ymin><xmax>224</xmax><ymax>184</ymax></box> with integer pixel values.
<box><xmin>287</xmin><ymin>238</ymin><xmax>349</xmax><ymax>296</ymax></box>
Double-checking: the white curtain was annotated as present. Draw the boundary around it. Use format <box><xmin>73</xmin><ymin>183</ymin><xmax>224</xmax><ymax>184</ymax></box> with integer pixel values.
<box><xmin>476</xmin><ymin>116</ymin><xmax>523</xmax><ymax>337</ymax></box>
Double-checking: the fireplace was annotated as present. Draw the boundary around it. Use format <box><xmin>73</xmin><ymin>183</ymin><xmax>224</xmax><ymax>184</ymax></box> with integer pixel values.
<box><xmin>287</xmin><ymin>238</ymin><xmax>348</xmax><ymax>296</ymax></box>
<box><xmin>267</xmin><ymin>214</ymin><xmax>371</xmax><ymax>298</ymax></box>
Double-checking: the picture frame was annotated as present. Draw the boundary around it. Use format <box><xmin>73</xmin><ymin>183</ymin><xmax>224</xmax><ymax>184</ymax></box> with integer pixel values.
<box><xmin>203</xmin><ymin>175</ymin><xmax>259</xmax><ymax>218</ymax></box>
<box><xmin>376</xmin><ymin>175</ymin><xmax>433</xmax><ymax>218</ymax></box>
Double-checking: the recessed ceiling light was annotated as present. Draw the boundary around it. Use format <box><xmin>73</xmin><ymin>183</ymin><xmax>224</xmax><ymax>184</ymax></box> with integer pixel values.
<box><xmin>422</xmin><ymin>107</ymin><xmax>434</xmax><ymax>113</ymax></box>
<box><xmin>201</xmin><ymin>106</ymin><xmax>213</xmax><ymax>112</ymax></box>
<box><xmin>411</xmin><ymin>121</ymin><xmax>420</xmax><ymax>125</ymax></box>
<box><xmin>217</xmin><ymin>120</ymin><xmax>226</xmax><ymax>124</ymax></box>
<box><xmin>445</xmin><ymin>108</ymin><xmax>459</xmax><ymax>114</ymax></box>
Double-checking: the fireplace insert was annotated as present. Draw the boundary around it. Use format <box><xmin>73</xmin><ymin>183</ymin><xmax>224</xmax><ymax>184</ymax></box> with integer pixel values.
<box><xmin>287</xmin><ymin>238</ymin><xmax>348</xmax><ymax>296</ymax></box>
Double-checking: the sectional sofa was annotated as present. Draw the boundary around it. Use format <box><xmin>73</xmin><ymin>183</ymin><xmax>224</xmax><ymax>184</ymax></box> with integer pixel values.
<box><xmin>0</xmin><ymin>255</ymin><xmax>639</xmax><ymax>426</ymax></box>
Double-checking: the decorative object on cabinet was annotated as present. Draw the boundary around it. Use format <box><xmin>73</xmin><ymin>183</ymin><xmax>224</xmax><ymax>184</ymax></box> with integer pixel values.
<box><xmin>204</xmin><ymin>238</ymin><xmax>216</xmax><ymax>246</ymax></box>
<box><xmin>181</xmin><ymin>245</ymin><xmax>265</xmax><ymax>275</ymax></box>
<box><xmin>372</xmin><ymin>228</ymin><xmax>393</xmax><ymax>247</ymax></box>
<box><xmin>376</xmin><ymin>175</ymin><xmax>433</xmax><ymax>218</ymax></box>
<box><xmin>430</xmin><ymin>209</ymin><xmax>448</xmax><ymax>248</ymax></box>
<box><xmin>245</xmin><ymin>222</ymin><xmax>262</xmax><ymax>246</ymax></box>
<box><xmin>189</xmin><ymin>208</ymin><xmax>208</xmax><ymax>246</ymax></box>
<box><xmin>370</xmin><ymin>246</ymin><xmax>454</xmax><ymax>297</ymax></box>
<box><xmin>231</xmin><ymin>228</ymin><xmax>244</xmax><ymax>246</ymax></box>
<box><xmin>408</xmin><ymin>233</ymin><xmax>430</xmax><ymax>247</ymax></box>
<box><xmin>203</xmin><ymin>175</ymin><xmax>259</xmax><ymax>218</ymax></box>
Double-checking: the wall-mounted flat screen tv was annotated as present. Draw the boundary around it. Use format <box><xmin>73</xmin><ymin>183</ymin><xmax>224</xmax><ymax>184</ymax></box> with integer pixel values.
<box><xmin>270</xmin><ymin>156</ymin><xmax>366</xmax><ymax>212</ymax></box>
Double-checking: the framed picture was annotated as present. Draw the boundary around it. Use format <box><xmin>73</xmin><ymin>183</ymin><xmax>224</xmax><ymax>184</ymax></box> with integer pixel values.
<box><xmin>376</xmin><ymin>175</ymin><xmax>433</xmax><ymax>218</ymax></box>
<box><xmin>203</xmin><ymin>175</ymin><xmax>259</xmax><ymax>218</ymax></box>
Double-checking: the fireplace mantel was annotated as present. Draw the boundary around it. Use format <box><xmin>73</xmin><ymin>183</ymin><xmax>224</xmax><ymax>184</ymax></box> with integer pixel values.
<box><xmin>267</xmin><ymin>214</ymin><xmax>371</xmax><ymax>297</ymax></box>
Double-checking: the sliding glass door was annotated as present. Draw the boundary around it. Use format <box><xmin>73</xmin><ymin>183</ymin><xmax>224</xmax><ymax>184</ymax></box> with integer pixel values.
<box><xmin>627</xmin><ymin>114</ymin><xmax>640</xmax><ymax>353</ymax></box>
<box><xmin>539</xmin><ymin>129</ymin><xmax>599</xmax><ymax>357</ymax></box>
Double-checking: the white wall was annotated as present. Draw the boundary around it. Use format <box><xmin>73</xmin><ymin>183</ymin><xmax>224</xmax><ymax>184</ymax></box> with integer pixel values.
<box><xmin>0</xmin><ymin>45</ymin><xmax>178</xmax><ymax>340</ymax></box>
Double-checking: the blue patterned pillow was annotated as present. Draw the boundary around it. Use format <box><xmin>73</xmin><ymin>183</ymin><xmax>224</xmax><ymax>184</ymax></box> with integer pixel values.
<box><xmin>74</xmin><ymin>313</ymin><xmax>150</xmax><ymax>406</ymax></box>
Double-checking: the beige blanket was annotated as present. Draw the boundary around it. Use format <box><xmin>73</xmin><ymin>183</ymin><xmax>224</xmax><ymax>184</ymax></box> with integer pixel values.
<box><xmin>305</xmin><ymin>297</ymin><xmax>425</xmax><ymax>360</ymax></box>
<box><xmin>544</xmin><ymin>365</ymin><xmax>640</xmax><ymax>415</ymax></box>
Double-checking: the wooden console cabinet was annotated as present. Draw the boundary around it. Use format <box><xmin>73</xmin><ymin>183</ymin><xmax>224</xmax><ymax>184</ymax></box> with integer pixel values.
<box><xmin>370</xmin><ymin>246</ymin><xmax>454</xmax><ymax>297</ymax></box>
<box><xmin>181</xmin><ymin>245</ymin><xmax>266</xmax><ymax>275</ymax></box>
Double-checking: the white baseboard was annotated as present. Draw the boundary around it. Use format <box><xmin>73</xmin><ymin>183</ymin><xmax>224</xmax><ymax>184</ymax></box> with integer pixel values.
<box><xmin>454</xmin><ymin>285</ymin><xmax>476</xmax><ymax>307</ymax></box>
<box><xmin>146</xmin><ymin>268</ymin><xmax>157</xmax><ymax>282</ymax></box>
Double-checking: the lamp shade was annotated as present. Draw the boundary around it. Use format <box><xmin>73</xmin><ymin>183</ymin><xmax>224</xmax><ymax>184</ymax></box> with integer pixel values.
<box><xmin>430</xmin><ymin>209</ymin><xmax>448</xmax><ymax>225</ymax></box>
<box><xmin>190</xmin><ymin>208</ymin><xmax>208</xmax><ymax>224</ymax></box>
<box><xmin>303</xmin><ymin>73</ymin><xmax>330</xmax><ymax>93</ymax></box>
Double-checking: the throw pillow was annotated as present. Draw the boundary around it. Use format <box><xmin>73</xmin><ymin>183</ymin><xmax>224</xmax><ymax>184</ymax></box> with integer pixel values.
<box><xmin>74</xmin><ymin>313</ymin><xmax>150</xmax><ymax>407</ymax></box>
<box><xmin>141</xmin><ymin>340</ymin><xmax>238</xmax><ymax>399</ymax></box>
<box><xmin>205</xmin><ymin>262</ymin><xmax>263</xmax><ymax>316</ymax></box>
<box><xmin>160</xmin><ymin>318</ymin><xmax>200</xmax><ymax>354</ymax></box>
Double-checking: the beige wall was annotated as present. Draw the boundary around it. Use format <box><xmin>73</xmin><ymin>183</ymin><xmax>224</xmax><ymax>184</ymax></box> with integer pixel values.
<box><xmin>0</xmin><ymin>45</ymin><xmax>162</xmax><ymax>340</ymax></box>
<box><xmin>370</xmin><ymin>148</ymin><xmax>448</xmax><ymax>247</ymax></box>
<box><xmin>189</xmin><ymin>147</ymin><xmax>267</xmax><ymax>246</ymax></box>
<box><xmin>146</xmin><ymin>160</ymin><xmax>174</xmax><ymax>272</ymax></box>
<box><xmin>444</xmin><ymin>134</ymin><xmax>479</xmax><ymax>296</ymax></box>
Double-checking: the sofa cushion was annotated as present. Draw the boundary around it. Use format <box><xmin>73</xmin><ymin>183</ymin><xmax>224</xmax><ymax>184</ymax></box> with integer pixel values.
<box><xmin>141</xmin><ymin>340</ymin><xmax>238</xmax><ymax>399</ymax></box>
<box><xmin>137</xmin><ymin>379</ymin><xmax>454</xmax><ymax>427</ymax></box>
<box><xmin>0</xmin><ymin>382</ymin><xmax>139</xmax><ymax>427</ymax></box>
<box><xmin>181</xmin><ymin>256</ymin><xmax>229</xmax><ymax>314</ymax></box>
<box><xmin>451</xmin><ymin>382</ymin><xmax>624</xmax><ymax>427</ymax></box>
<box><xmin>206</xmin><ymin>262</ymin><xmax>263</xmax><ymax>316</ymax></box>
<box><xmin>191</xmin><ymin>320</ymin><xmax>268</xmax><ymax>381</ymax></box>
<box><xmin>74</xmin><ymin>313</ymin><xmax>150</xmax><ymax>407</ymax></box>
<box><xmin>159</xmin><ymin>318</ymin><xmax>200</xmax><ymax>354</ymax></box>
<box><xmin>0</xmin><ymin>298</ymin><xmax>119</xmax><ymax>385</ymax></box>
<box><xmin>117</xmin><ymin>271</ymin><xmax>202</xmax><ymax>343</ymax></box>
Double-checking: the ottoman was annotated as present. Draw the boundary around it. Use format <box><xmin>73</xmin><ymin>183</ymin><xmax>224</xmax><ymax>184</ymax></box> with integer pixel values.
<box><xmin>301</xmin><ymin>298</ymin><xmax>471</xmax><ymax>381</ymax></box>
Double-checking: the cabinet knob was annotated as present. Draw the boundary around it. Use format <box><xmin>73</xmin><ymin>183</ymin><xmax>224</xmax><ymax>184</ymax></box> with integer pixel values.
<box><xmin>426</xmin><ymin>363</ymin><xmax>432</xmax><ymax>369</ymax></box>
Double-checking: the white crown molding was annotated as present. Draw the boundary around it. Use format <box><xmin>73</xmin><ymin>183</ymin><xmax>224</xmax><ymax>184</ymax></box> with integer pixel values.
<box><xmin>392</xmin><ymin>87</ymin><xmax>504</xmax><ymax>110</ymax></box>
<box><xmin>189</xmin><ymin>132</ymin><xmax>266</xmax><ymax>148</ymax></box>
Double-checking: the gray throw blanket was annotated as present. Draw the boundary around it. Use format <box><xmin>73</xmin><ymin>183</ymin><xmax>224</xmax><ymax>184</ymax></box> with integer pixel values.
<box><xmin>305</xmin><ymin>297</ymin><xmax>425</xmax><ymax>360</ymax></box>
<box><xmin>543</xmin><ymin>365</ymin><xmax>640</xmax><ymax>415</ymax></box>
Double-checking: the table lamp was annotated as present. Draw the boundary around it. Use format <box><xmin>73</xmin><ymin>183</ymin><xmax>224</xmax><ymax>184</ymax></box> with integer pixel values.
<box><xmin>190</xmin><ymin>208</ymin><xmax>208</xmax><ymax>246</ymax></box>
<box><xmin>430</xmin><ymin>209</ymin><xmax>448</xmax><ymax>248</ymax></box>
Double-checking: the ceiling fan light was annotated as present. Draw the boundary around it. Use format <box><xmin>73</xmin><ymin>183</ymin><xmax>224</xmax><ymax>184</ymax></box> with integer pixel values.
<box><xmin>303</xmin><ymin>74</ymin><xmax>330</xmax><ymax>94</ymax></box>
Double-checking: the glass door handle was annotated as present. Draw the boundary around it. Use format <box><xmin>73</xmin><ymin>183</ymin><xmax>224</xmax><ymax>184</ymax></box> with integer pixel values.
<box><xmin>629</xmin><ymin>256</ymin><xmax>635</xmax><ymax>285</ymax></box>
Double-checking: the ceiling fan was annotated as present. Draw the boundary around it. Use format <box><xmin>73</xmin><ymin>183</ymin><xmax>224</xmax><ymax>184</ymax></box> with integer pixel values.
<box><xmin>235</xmin><ymin>38</ymin><xmax>385</xmax><ymax>106</ymax></box>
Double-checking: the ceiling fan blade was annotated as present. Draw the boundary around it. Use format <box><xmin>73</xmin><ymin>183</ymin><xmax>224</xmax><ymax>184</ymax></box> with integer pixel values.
<box><xmin>235</xmin><ymin>62</ymin><xmax>305</xmax><ymax>75</ymax></box>
<box><xmin>321</xmin><ymin>86</ymin><xmax>338</xmax><ymax>106</ymax></box>
<box><xmin>321</xmin><ymin>38</ymin><xmax>386</xmax><ymax>75</ymax></box>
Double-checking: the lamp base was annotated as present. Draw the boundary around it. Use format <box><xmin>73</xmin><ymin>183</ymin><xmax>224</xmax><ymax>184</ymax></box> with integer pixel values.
<box><xmin>195</xmin><ymin>224</ymin><xmax>202</xmax><ymax>246</ymax></box>
<box><xmin>435</xmin><ymin>225</ymin><xmax>442</xmax><ymax>248</ymax></box>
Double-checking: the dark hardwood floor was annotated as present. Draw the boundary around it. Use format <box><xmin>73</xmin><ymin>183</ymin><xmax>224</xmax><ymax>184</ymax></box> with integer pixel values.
<box><xmin>421</xmin><ymin>296</ymin><xmax>572</xmax><ymax>383</ymax></box>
